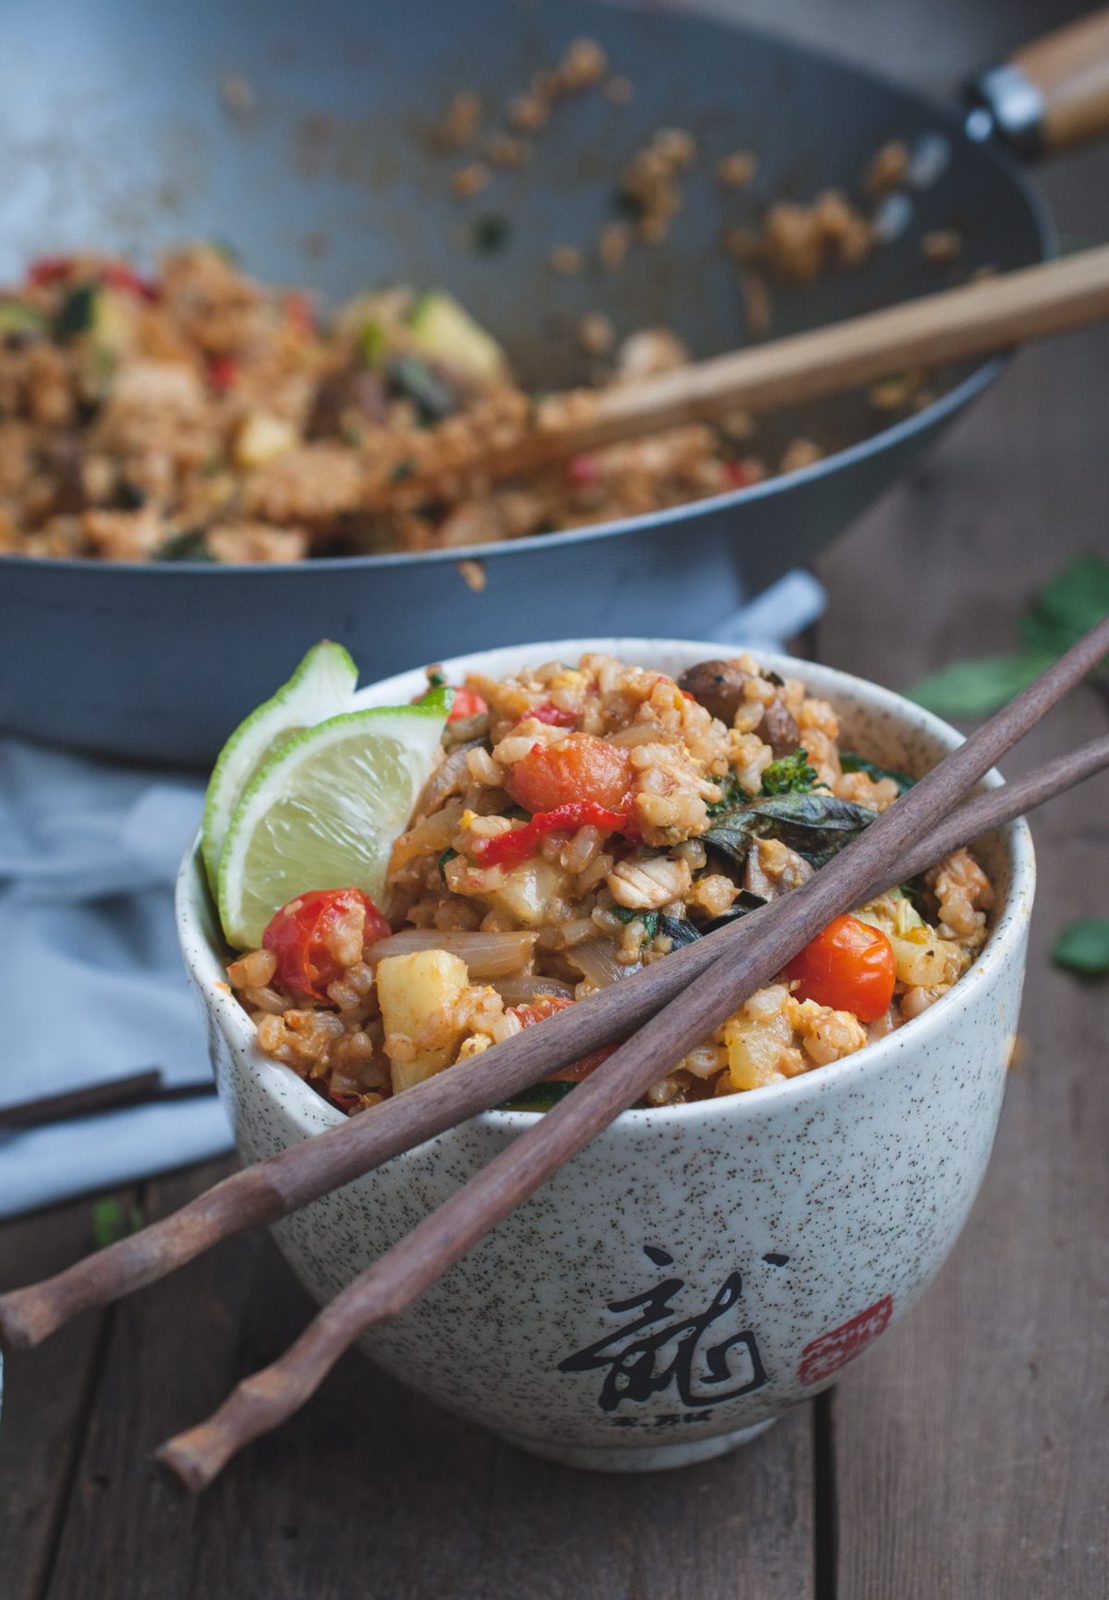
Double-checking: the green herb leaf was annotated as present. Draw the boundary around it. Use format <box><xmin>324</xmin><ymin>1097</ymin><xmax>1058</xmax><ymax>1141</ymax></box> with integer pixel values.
<box><xmin>906</xmin><ymin>554</ymin><xmax>1109</xmax><ymax>718</ymax></box>
<box><xmin>906</xmin><ymin>652</ymin><xmax>1052</xmax><ymax>718</ymax></box>
<box><xmin>612</xmin><ymin>905</ymin><xmax>660</xmax><ymax>942</ymax></box>
<box><xmin>500</xmin><ymin>1080</ymin><xmax>578</xmax><ymax>1112</ymax></box>
<box><xmin>471</xmin><ymin>213</ymin><xmax>512</xmax><ymax>254</ymax></box>
<box><xmin>839</xmin><ymin>752</ymin><xmax>916</xmax><ymax>795</ymax></box>
<box><xmin>157</xmin><ymin>529</ymin><xmax>214</xmax><ymax>563</ymax></box>
<box><xmin>1052</xmin><ymin>918</ymin><xmax>1109</xmax><ymax>976</ymax></box>
<box><xmin>390</xmin><ymin>459</ymin><xmax>416</xmax><ymax>485</ymax></box>
<box><xmin>658</xmin><ymin>891</ymin><xmax>766</xmax><ymax>948</ymax></box>
<box><xmin>1017</xmin><ymin>554</ymin><xmax>1109</xmax><ymax>666</ymax></box>
<box><xmin>658</xmin><ymin>912</ymin><xmax>701</xmax><ymax>948</ymax></box>
<box><xmin>388</xmin><ymin>355</ymin><xmax>457</xmax><ymax>422</ymax></box>
<box><xmin>707</xmin><ymin>771</ymin><xmax>752</xmax><ymax>816</ymax></box>
<box><xmin>761</xmin><ymin>748</ymin><xmax>817</xmax><ymax>796</ymax></box>
<box><xmin>438</xmin><ymin>847</ymin><xmax>458</xmax><ymax>884</ymax></box>
<box><xmin>55</xmin><ymin>283</ymin><xmax>98</xmax><ymax>340</ymax></box>
<box><xmin>91</xmin><ymin>1196</ymin><xmax>145</xmax><ymax>1250</ymax></box>
<box><xmin>704</xmin><ymin>793</ymin><xmax>877</xmax><ymax>872</ymax></box>
<box><xmin>360</xmin><ymin>319</ymin><xmax>389</xmax><ymax>370</ymax></box>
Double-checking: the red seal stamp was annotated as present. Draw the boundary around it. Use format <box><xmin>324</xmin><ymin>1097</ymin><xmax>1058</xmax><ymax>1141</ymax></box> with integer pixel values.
<box><xmin>798</xmin><ymin>1294</ymin><xmax>894</xmax><ymax>1385</ymax></box>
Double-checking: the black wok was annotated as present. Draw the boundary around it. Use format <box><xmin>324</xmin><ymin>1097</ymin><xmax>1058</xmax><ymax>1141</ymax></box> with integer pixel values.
<box><xmin>0</xmin><ymin>0</ymin><xmax>1098</xmax><ymax>763</ymax></box>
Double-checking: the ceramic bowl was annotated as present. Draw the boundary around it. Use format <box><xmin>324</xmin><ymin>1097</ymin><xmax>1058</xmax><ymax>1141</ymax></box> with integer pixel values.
<box><xmin>177</xmin><ymin>640</ymin><xmax>1034</xmax><ymax>1473</ymax></box>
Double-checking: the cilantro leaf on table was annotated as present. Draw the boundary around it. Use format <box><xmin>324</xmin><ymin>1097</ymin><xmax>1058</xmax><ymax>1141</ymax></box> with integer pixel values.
<box><xmin>1052</xmin><ymin>919</ymin><xmax>1109</xmax><ymax>976</ymax></box>
<box><xmin>91</xmin><ymin>1196</ymin><xmax>146</xmax><ymax>1250</ymax></box>
<box><xmin>906</xmin><ymin>554</ymin><xmax>1109</xmax><ymax>718</ymax></box>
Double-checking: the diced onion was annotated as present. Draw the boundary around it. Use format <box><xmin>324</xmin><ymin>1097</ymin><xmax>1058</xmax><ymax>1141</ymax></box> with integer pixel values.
<box><xmin>365</xmin><ymin>928</ymin><xmax>536</xmax><ymax>977</ymax></box>
<box><xmin>494</xmin><ymin>975</ymin><xmax>576</xmax><ymax>1006</ymax></box>
<box><xmin>567</xmin><ymin>937</ymin><xmax>640</xmax><ymax>989</ymax></box>
<box><xmin>410</xmin><ymin>739</ymin><xmax>483</xmax><ymax>820</ymax></box>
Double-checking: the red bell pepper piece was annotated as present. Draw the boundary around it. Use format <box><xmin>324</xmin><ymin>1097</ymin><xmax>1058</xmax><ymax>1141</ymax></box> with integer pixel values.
<box><xmin>526</xmin><ymin>704</ymin><xmax>578</xmax><ymax>728</ymax></box>
<box><xmin>28</xmin><ymin>257</ymin><xmax>74</xmax><ymax>286</ymax></box>
<box><xmin>448</xmin><ymin>687</ymin><xmax>488</xmax><ymax>723</ymax></box>
<box><xmin>472</xmin><ymin>801</ymin><xmax>631</xmax><ymax>871</ymax></box>
<box><xmin>208</xmin><ymin>355</ymin><xmax>239</xmax><ymax>392</ymax></box>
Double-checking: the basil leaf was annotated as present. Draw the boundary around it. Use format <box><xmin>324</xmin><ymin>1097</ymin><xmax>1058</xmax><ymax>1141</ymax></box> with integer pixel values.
<box><xmin>438</xmin><ymin>847</ymin><xmax>458</xmax><ymax>884</ymax></box>
<box><xmin>702</xmin><ymin>890</ymin><xmax>767</xmax><ymax>930</ymax></box>
<box><xmin>707</xmin><ymin>772</ymin><xmax>752</xmax><ymax>816</ymax></box>
<box><xmin>704</xmin><ymin>792</ymin><xmax>877</xmax><ymax>872</ymax></box>
<box><xmin>1018</xmin><ymin>554</ymin><xmax>1109</xmax><ymax>665</ymax></box>
<box><xmin>500</xmin><ymin>1080</ymin><xmax>579</xmax><ymax>1112</ymax></box>
<box><xmin>1052</xmin><ymin>918</ymin><xmax>1109</xmax><ymax>976</ymax></box>
<box><xmin>658</xmin><ymin>891</ymin><xmax>766</xmax><ymax>948</ymax></box>
<box><xmin>658</xmin><ymin>913</ymin><xmax>701</xmax><ymax>948</ymax></box>
<box><xmin>471</xmin><ymin>213</ymin><xmax>512</xmax><ymax>254</ymax></box>
<box><xmin>91</xmin><ymin>1196</ymin><xmax>145</xmax><ymax>1250</ymax></box>
<box><xmin>387</xmin><ymin>355</ymin><xmax>458</xmax><ymax>422</ymax></box>
<box><xmin>906</xmin><ymin>652</ymin><xmax>1052</xmax><ymax>718</ymax></box>
<box><xmin>906</xmin><ymin>554</ymin><xmax>1109</xmax><ymax>718</ymax></box>
<box><xmin>55</xmin><ymin>283</ymin><xmax>97</xmax><ymax>339</ymax></box>
<box><xmin>157</xmin><ymin>528</ymin><xmax>214</xmax><ymax>563</ymax></box>
<box><xmin>839</xmin><ymin>752</ymin><xmax>916</xmax><ymax>795</ymax></box>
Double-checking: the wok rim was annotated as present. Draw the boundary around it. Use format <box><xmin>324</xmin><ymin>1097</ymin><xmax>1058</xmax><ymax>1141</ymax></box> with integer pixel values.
<box><xmin>0</xmin><ymin>9</ymin><xmax>1057</xmax><ymax>581</ymax></box>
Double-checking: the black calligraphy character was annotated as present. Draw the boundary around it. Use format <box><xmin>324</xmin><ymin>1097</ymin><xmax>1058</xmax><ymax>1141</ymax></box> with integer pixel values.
<box><xmin>559</xmin><ymin>1254</ymin><xmax>768</xmax><ymax>1412</ymax></box>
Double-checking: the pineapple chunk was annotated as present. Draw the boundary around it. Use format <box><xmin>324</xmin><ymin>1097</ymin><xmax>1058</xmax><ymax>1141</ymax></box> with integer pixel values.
<box><xmin>483</xmin><ymin>857</ymin><xmax>566</xmax><ymax>929</ymax></box>
<box><xmin>377</xmin><ymin>949</ymin><xmax>470</xmax><ymax>1092</ymax></box>
<box><xmin>235</xmin><ymin>412</ymin><xmax>298</xmax><ymax>468</ymax></box>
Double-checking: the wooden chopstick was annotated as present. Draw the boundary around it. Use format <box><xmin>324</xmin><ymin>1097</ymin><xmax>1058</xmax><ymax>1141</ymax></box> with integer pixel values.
<box><xmin>0</xmin><ymin>1072</ymin><xmax>216</xmax><ymax>1132</ymax></box>
<box><xmin>154</xmin><ymin>621</ymin><xmax>1109</xmax><ymax>1490</ymax></box>
<box><xmin>0</xmin><ymin>1070</ymin><xmax>164</xmax><ymax>1130</ymax></box>
<box><xmin>2</xmin><ymin>730</ymin><xmax>1107</xmax><ymax>1360</ymax></box>
<box><xmin>361</xmin><ymin>249</ymin><xmax>1109</xmax><ymax>512</ymax></box>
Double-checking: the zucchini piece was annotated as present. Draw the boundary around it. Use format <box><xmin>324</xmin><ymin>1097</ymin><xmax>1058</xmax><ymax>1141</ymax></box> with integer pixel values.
<box><xmin>406</xmin><ymin>290</ymin><xmax>506</xmax><ymax>383</ymax></box>
<box><xmin>0</xmin><ymin>300</ymin><xmax>47</xmax><ymax>338</ymax></box>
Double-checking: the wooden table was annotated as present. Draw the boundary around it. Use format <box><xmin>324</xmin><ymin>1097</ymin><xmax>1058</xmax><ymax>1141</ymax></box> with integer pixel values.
<box><xmin>2</xmin><ymin>4</ymin><xmax>1107</xmax><ymax>1594</ymax></box>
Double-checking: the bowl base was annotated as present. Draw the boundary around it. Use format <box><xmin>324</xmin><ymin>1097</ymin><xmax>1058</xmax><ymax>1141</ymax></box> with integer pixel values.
<box><xmin>499</xmin><ymin>1417</ymin><xmax>777</xmax><ymax>1474</ymax></box>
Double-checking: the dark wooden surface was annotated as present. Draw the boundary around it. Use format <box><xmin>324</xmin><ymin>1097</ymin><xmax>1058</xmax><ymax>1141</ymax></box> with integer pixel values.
<box><xmin>2</xmin><ymin>2</ymin><xmax>1107</xmax><ymax>1594</ymax></box>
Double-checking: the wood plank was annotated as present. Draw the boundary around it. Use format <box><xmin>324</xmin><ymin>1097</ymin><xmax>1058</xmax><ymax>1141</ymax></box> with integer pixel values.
<box><xmin>814</xmin><ymin>139</ymin><xmax>1109</xmax><ymax>1597</ymax></box>
<box><xmin>46</xmin><ymin>1159</ymin><xmax>815</xmax><ymax>1599</ymax></box>
<box><xmin>0</xmin><ymin>1188</ymin><xmax>137</xmax><ymax>1600</ymax></box>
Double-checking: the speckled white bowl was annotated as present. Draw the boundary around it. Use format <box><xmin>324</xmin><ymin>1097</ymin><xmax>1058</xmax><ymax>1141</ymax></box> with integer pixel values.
<box><xmin>177</xmin><ymin>640</ymin><xmax>1034</xmax><ymax>1473</ymax></box>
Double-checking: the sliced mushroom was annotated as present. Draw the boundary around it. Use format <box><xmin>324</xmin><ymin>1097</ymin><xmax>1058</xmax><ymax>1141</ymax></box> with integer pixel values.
<box><xmin>760</xmin><ymin>696</ymin><xmax>801</xmax><ymax>758</ymax></box>
<box><xmin>676</xmin><ymin>659</ymin><xmax>753</xmax><ymax>725</ymax></box>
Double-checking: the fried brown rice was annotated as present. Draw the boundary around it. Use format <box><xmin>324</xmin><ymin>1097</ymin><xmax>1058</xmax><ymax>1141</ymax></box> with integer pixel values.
<box><xmin>226</xmin><ymin>651</ymin><xmax>994</xmax><ymax>1115</ymax></box>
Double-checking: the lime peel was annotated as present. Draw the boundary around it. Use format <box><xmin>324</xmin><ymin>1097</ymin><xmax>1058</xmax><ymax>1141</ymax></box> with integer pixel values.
<box><xmin>202</xmin><ymin>641</ymin><xmax>357</xmax><ymax>892</ymax></box>
<box><xmin>216</xmin><ymin>685</ymin><xmax>451</xmax><ymax>950</ymax></box>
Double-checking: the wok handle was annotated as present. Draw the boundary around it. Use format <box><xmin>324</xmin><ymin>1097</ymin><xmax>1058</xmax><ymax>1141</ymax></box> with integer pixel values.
<box><xmin>970</xmin><ymin>8</ymin><xmax>1109</xmax><ymax>156</ymax></box>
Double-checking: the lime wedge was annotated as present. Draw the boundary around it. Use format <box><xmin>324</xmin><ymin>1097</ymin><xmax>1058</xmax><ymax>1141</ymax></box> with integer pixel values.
<box><xmin>202</xmin><ymin>641</ymin><xmax>357</xmax><ymax>892</ymax></box>
<box><xmin>216</xmin><ymin>686</ymin><xmax>452</xmax><ymax>949</ymax></box>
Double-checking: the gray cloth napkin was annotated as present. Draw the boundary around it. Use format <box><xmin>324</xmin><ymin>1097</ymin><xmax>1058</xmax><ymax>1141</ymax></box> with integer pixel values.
<box><xmin>0</xmin><ymin>570</ymin><xmax>824</xmax><ymax>1218</ymax></box>
<box><xmin>0</xmin><ymin>742</ymin><xmax>228</xmax><ymax>1217</ymax></box>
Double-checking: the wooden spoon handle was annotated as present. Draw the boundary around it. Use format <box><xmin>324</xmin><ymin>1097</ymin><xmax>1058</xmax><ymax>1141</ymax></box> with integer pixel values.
<box><xmin>1011</xmin><ymin>9</ymin><xmax>1109</xmax><ymax>154</ymax></box>
<box><xmin>555</xmin><ymin>247</ymin><xmax>1109</xmax><ymax>457</ymax></box>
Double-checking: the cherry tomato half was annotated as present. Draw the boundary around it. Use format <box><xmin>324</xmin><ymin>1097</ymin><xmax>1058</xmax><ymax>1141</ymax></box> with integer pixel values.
<box><xmin>786</xmin><ymin>914</ymin><xmax>896</xmax><ymax>1023</ymax></box>
<box><xmin>263</xmin><ymin>887</ymin><xmax>390</xmax><ymax>1000</ymax></box>
<box><xmin>507</xmin><ymin>995</ymin><xmax>618</xmax><ymax>1082</ymax></box>
<box><xmin>506</xmin><ymin>733</ymin><xmax>632</xmax><ymax>814</ymax></box>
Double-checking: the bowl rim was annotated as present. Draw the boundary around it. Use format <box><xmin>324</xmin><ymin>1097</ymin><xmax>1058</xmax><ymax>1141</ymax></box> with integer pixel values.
<box><xmin>176</xmin><ymin>638</ymin><xmax>1035</xmax><ymax>1140</ymax></box>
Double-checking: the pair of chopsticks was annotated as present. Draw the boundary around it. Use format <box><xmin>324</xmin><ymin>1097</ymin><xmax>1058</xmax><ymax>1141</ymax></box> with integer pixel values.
<box><xmin>1</xmin><ymin>625</ymin><xmax>1107</xmax><ymax>1489</ymax></box>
